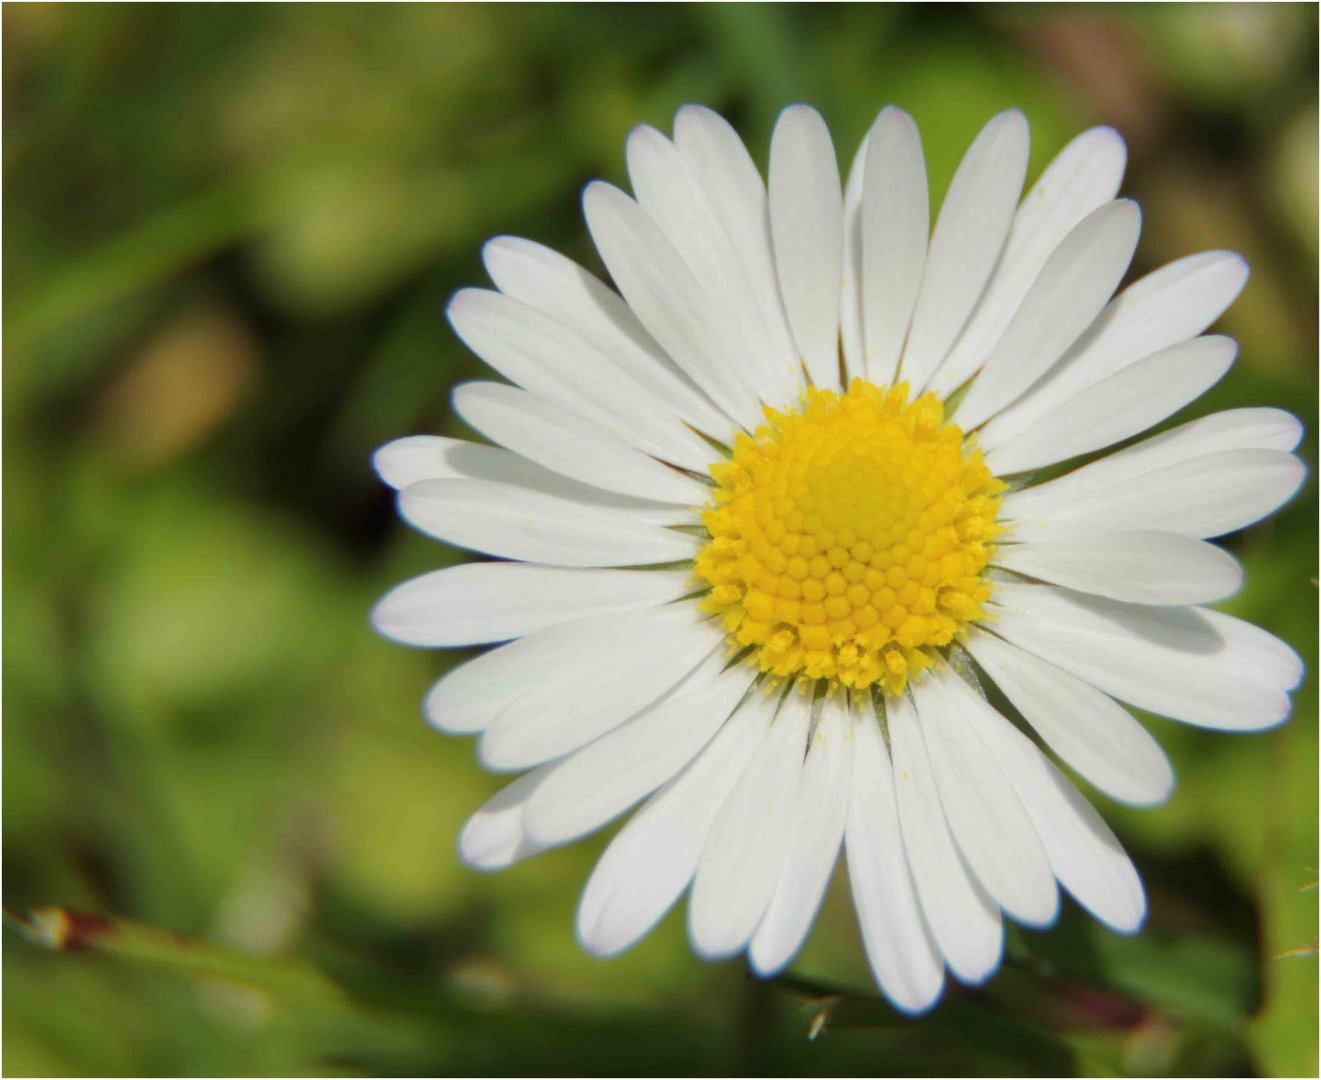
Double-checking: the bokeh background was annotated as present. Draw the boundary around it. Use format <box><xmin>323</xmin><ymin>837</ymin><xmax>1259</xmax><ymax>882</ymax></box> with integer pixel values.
<box><xmin>4</xmin><ymin>3</ymin><xmax>1317</xmax><ymax>1076</ymax></box>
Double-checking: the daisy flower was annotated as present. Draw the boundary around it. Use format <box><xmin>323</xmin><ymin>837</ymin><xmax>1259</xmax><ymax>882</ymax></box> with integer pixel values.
<box><xmin>372</xmin><ymin>104</ymin><xmax>1305</xmax><ymax>1013</ymax></box>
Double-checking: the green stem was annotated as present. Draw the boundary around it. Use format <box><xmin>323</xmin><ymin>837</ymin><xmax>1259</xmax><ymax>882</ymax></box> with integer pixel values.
<box><xmin>6</xmin><ymin>906</ymin><xmax>348</xmax><ymax>1010</ymax></box>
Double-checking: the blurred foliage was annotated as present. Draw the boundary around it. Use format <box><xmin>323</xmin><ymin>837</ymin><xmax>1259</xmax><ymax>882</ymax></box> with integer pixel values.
<box><xmin>3</xmin><ymin>3</ymin><xmax>1317</xmax><ymax>1076</ymax></box>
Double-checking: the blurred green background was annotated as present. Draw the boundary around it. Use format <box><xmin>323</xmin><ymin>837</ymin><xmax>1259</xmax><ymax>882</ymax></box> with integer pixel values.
<box><xmin>3</xmin><ymin>3</ymin><xmax>1317</xmax><ymax>1076</ymax></box>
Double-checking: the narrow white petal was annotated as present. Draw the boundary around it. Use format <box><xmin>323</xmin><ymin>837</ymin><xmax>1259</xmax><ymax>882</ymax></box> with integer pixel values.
<box><xmin>523</xmin><ymin>657</ymin><xmax>753</xmax><ymax>845</ymax></box>
<box><xmin>576</xmin><ymin>690</ymin><xmax>774</xmax><ymax>957</ymax></box>
<box><xmin>424</xmin><ymin>643</ymin><xmax>535</xmax><ymax>736</ymax></box>
<box><xmin>479</xmin><ymin>606</ymin><xmax>720</xmax><ymax>770</ymax></box>
<box><xmin>838</xmin><ymin>133</ymin><xmax>870</xmax><ymax>386</ymax></box>
<box><xmin>373</xmin><ymin>562</ymin><xmax>691</xmax><ymax>647</ymax></box>
<box><xmin>983</xmin><ymin>336</ymin><xmax>1237</xmax><ymax>475</ymax></box>
<box><xmin>672</xmin><ymin>106</ymin><xmax>804</xmax><ymax>406</ymax></box>
<box><xmin>377</xmin><ymin>436</ymin><xmax>682</xmax><ymax>524</ymax></box>
<box><xmin>994</xmin><ymin>530</ymin><xmax>1244</xmax><ymax>606</ymax></box>
<box><xmin>584</xmin><ymin>182</ymin><xmax>763</xmax><ymax>431</ymax></box>
<box><xmin>1200</xmin><ymin>606</ymin><xmax>1303</xmax><ymax>691</ymax></box>
<box><xmin>375</xmin><ymin>435</ymin><xmax>471</xmax><ymax>491</ymax></box>
<box><xmin>457</xmin><ymin>767</ymin><xmax>554</xmax><ymax>870</ymax></box>
<box><xmin>769</xmin><ymin>105</ymin><xmax>844</xmax><ymax>391</ymax></box>
<box><xmin>690</xmin><ymin>690</ymin><xmax>812</xmax><ymax>958</ymax></box>
<box><xmin>424</xmin><ymin>605</ymin><xmax>708</xmax><ymax>736</ymax></box>
<box><xmin>1004</xmin><ymin>448</ymin><xmax>1305</xmax><ymax>542</ymax></box>
<box><xmin>399</xmin><ymin>478</ymin><xmax>697</xmax><ymax>567</ymax></box>
<box><xmin>913</xmin><ymin>674</ymin><xmax>1059</xmax><ymax>927</ymax></box>
<box><xmin>953</xmin><ymin>200</ymin><xmax>1141</xmax><ymax>431</ymax></box>
<box><xmin>844</xmin><ymin>701</ymin><xmax>945</xmax><ymax>1014</ymax></box>
<box><xmin>749</xmin><ymin>692</ymin><xmax>854</xmax><ymax>976</ymax></box>
<box><xmin>943</xmin><ymin>676</ymin><xmax>1146</xmax><ymax>933</ymax></box>
<box><xmin>628</xmin><ymin>125</ymin><xmax>798</xmax><ymax>408</ymax></box>
<box><xmin>481</xmin><ymin>235</ymin><xmax>733</xmax><ymax>445</ymax></box>
<box><xmin>1003</xmin><ymin>407</ymin><xmax>1304</xmax><ymax>520</ymax></box>
<box><xmin>929</xmin><ymin>126</ymin><xmax>1127</xmax><ymax>397</ymax></box>
<box><xmin>1123</xmin><ymin>405</ymin><xmax>1304</xmax><ymax>455</ymax></box>
<box><xmin>888</xmin><ymin>693</ymin><xmax>1003</xmax><ymax>984</ymax></box>
<box><xmin>453</xmin><ymin>381</ymin><xmax>709</xmax><ymax>505</ymax></box>
<box><xmin>901</xmin><ymin>110</ymin><xmax>1029</xmax><ymax>393</ymax></box>
<box><xmin>861</xmin><ymin>107</ymin><xmax>929</xmax><ymax>386</ymax></box>
<box><xmin>965</xmin><ymin>631</ymin><xmax>1174</xmax><ymax>807</ymax></box>
<box><xmin>448</xmin><ymin>288</ymin><xmax>711</xmax><ymax>468</ymax></box>
<box><xmin>983</xmin><ymin>251</ymin><xmax>1250</xmax><ymax>446</ymax></box>
<box><xmin>990</xmin><ymin>583</ymin><xmax>1295</xmax><ymax>730</ymax></box>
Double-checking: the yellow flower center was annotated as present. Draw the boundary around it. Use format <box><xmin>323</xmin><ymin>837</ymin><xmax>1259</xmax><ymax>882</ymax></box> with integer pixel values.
<box><xmin>695</xmin><ymin>379</ymin><xmax>1005</xmax><ymax>695</ymax></box>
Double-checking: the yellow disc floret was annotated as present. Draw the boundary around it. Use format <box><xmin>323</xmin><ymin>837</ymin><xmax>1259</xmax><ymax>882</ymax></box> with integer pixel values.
<box><xmin>695</xmin><ymin>379</ymin><xmax>1005</xmax><ymax>696</ymax></box>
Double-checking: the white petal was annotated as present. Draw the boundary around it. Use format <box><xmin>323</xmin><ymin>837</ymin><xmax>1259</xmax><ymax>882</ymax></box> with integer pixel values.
<box><xmin>983</xmin><ymin>335</ymin><xmax>1237</xmax><ymax>475</ymax></box>
<box><xmin>861</xmin><ymin>107</ymin><xmax>929</xmax><ymax>386</ymax></box>
<box><xmin>424</xmin><ymin>644</ymin><xmax>533</xmax><ymax>736</ymax></box>
<box><xmin>689</xmin><ymin>689</ymin><xmax>811</xmax><ymax>958</ymax></box>
<box><xmin>457</xmin><ymin>767</ymin><xmax>554</xmax><ymax>870</ymax></box>
<box><xmin>913</xmin><ymin>674</ymin><xmax>1059</xmax><ymax>927</ymax></box>
<box><xmin>672</xmin><ymin>106</ymin><xmax>804</xmax><ymax>407</ymax></box>
<box><xmin>452</xmin><ymin>381</ymin><xmax>709</xmax><ymax>505</ymax></box>
<box><xmin>1132</xmin><ymin>406</ymin><xmax>1304</xmax><ymax>455</ymax></box>
<box><xmin>481</xmin><ymin>235</ymin><xmax>732</xmax><ymax>445</ymax></box>
<box><xmin>989</xmin><ymin>582</ymin><xmax>1295</xmax><ymax>730</ymax></box>
<box><xmin>375</xmin><ymin>435</ymin><xmax>470</xmax><ymax>490</ymax></box>
<box><xmin>993</xmin><ymin>530</ymin><xmax>1244</xmax><ymax>606</ymax></box>
<box><xmin>377</xmin><ymin>436</ymin><xmax>682</xmax><ymax>524</ymax></box>
<box><xmin>478</xmin><ymin>606</ymin><xmax>720</xmax><ymax>770</ymax></box>
<box><xmin>965</xmin><ymin>630</ymin><xmax>1174</xmax><ymax>807</ymax></box>
<box><xmin>583</xmin><ymin>182</ymin><xmax>763</xmax><ymax>431</ymax></box>
<box><xmin>399</xmin><ymin>478</ymin><xmax>697</xmax><ymax>567</ymax></box>
<box><xmin>983</xmin><ymin>251</ymin><xmax>1250</xmax><ymax>446</ymax></box>
<box><xmin>523</xmin><ymin>656</ymin><xmax>753</xmax><ymax>845</ymax></box>
<box><xmin>942</xmin><ymin>676</ymin><xmax>1146</xmax><ymax>933</ymax></box>
<box><xmin>768</xmin><ymin>105</ymin><xmax>844</xmax><ymax>392</ymax></box>
<box><xmin>576</xmin><ymin>689</ymin><xmax>774</xmax><ymax>957</ymax></box>
<box><xmin>901</xmin><ymin>110</ymin><xmax>1029</xmax><ymax>393</ymax></box>
<box><xmin>749</xmin><ymin>692</ymin><xmax>854</xmax><ymax>976</ymax></box>
<box><xmin>838</xmin><ymin>133</ymin><xmax>869</xmax><ymax>386</ymax></box>
<box><xmin>887</xmin><ymin>693</ymin><xmax>1003</xmax><ymax>984</ymax></box>
<box><xmin>953</xmin><ymin>200</ymin><xmax>1141</xmax><ymax>431</ymax></box>
<box><xmin>372</xmin><ymin>562</ymin><xmax>691</xmax><ymax>648</ymax></box>
<box><xmin>447</xmin><ymin>288</ymin><xmax>710</xmax><ymax>469</ymax></box>
<box><xmin>628</xmin><ymin>125</ymin><xmax>798</xmax><ymax>409</ymax></box>
<box><xmin>844</xmin><ymin>701</ymin><xmax>945</xmax><ymax>1014</ymax></box>
<box><xmin>929</xmin><ymin>126</ymin><xmax>1127</xmax><ymax>398</ymax></box>
<box><xmin>1004</xmin><ymin>448</ymin><xmax>1305</xmax><ymax>542</ymax></box>
<box><xmin>1200</xmin><ymin>606</ymin><xmax>1303</xmax><ymax>691</ymax></box>
<box><xmin>424</xmin><ymin>605</ymin><xmax>708</xmax><ymax>736</ymax></box>
<box><xmin>1003</xmin><ymin>407</ymin><xmax>1304</xmax><ymax>519</ymax></box>
<box><xmin>671</xmin><ymin>106</ymin><xmax>776</xmax><ymax>285</ymax></box>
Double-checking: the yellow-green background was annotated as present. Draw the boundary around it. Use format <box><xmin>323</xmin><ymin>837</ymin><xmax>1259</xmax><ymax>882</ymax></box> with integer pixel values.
<box><xmin>4</xmin><ymin>3</ymin><xmax>1317</xmax><ymax>1076</ymax></box>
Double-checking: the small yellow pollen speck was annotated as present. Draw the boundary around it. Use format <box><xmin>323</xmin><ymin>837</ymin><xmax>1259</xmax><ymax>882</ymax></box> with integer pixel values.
<box><xmin>695</xmin><ymin>378</ymin><xmax>1004</xmax><ymax>695</ymax></box>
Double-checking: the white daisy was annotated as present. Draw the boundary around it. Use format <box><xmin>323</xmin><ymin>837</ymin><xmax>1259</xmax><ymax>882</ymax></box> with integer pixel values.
<box><xmin>372</xmin><ymin>104</ymin><xmax>1305</xmax><ymax>1014</ymax></box>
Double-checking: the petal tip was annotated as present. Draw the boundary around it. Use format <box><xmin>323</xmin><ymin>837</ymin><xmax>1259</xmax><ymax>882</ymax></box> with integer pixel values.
<box><xmin>883</xmin><ymin>977</ymin><xmax>946</xmax><ymax>1017</ymax></box>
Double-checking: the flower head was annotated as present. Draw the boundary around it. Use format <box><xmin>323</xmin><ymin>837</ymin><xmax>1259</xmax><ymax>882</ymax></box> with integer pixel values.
<box><xmin>697</xmin><ymin>379</ymin><xmax>1005</xmax><ymax>693</ymax></box>
<box><xmin>373</xmin><ymin>104</ymin><xmax>1304</xmax><ymax>1013</ymax></box>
